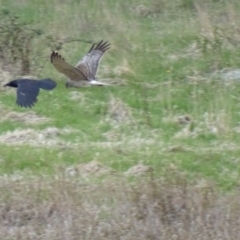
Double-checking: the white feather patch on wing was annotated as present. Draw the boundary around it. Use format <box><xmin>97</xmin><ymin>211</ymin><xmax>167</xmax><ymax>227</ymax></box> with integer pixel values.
<box><xmin>90</xmin><ymin>80</ymin><xmax>111</xmax><ymax>86</ymax></box>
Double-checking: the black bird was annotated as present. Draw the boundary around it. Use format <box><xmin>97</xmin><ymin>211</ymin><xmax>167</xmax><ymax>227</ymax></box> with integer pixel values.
<box><xmin>4</xmin><ymin>78</ymin><xmax>57</xmax><ymax>108</ymax></box>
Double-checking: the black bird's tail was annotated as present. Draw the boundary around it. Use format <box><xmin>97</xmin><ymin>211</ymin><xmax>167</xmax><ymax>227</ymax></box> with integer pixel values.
<box><xmin>38</xmin><ymin>78</ymin><xmax>57</xmax><ymax>90</ymax></box>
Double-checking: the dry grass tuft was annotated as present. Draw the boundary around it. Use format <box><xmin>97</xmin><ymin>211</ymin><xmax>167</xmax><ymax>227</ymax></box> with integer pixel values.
<box><xmin>105</xmin><ymin>96</ymin><xmax>134</xmax><ymax>126</ymax></box>
<box><xmin>0</xmin><ymin>127</ymin><xmax>79</xmax><ymax>147</ymax></box>
<box><xmin>112</xmin><ymin>58</ymin><xmax>134</xmax><ymax>77</ymax></box>
<box><xmin>196</xmin><ymin>3</ymin><xmax>240</xmax><ymax>53</ymax></box>
<box><xmin>133</xmin><ymin>4</ymin><xmax>151</xmax><ymax>17</ymax></box>
<box><xmin>100</xmin><ymin>58</ymin><xmax>131</xmax><ymax>85</ymax></box>
<box><xmin>175</xmin><ymin>114</ymin><xmax>193</xmax><ymax>126</ymax></box>
<box><xmin>167</xmin><ymin>42</ymin><xmax>201</xmax><ymax>62</ymax></box>
<box><xmin>65</xmin><ymin>160</ymin><xmax>116</xmax><ymax>177</ymax></box>
<box><xmin>174</xmin><ymin>111</ymin><xmax>231</xmax><ymax>139</ymax></box>
<box><xmin>167</xmin><ymin>145</ymin><xmax>190</xmax><ymax>153</ymax></box>
<box><xmin>68</xmin><ymin>91</ymin><xmax>88</xmax><ymax>103</ymax></box>
<box><xmin>0</xmin><ymin>110</ymin><xmax>51</xmax><ymax>125</ymax></box>
<box><xmin>0</xmin><ymin>175</ymin><xmax>240</xmax><ymax>239</ymax></box>
<box><xmin>124</xmin><ymin>163</ymin><xmax>153</xmax><ymax>176</ymax></box>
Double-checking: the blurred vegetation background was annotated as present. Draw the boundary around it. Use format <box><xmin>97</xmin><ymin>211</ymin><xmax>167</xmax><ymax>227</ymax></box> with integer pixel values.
<box><xmin>1</xmin><ymin>0</ymin><xmax>240</xmax><ymax>238</ymax></box>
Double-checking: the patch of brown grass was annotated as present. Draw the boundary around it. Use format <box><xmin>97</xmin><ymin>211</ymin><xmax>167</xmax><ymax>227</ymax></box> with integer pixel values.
<box><xmin>196</xmin><ymin>3</ymin><xmax>240</xmax><ymax>52</ymax></box>
<box><xmin>68</xmin><ymin>91</ymin><xmax>88</xmax><ymax>102</ymax></box>
<box><xmin>65</xmin><ymin>160</ymin><xmax>116</xmax><ymax>177</ymax></box>
<box><xmin>124</xmin><ymin>163</ymin><xmax>153</xmax><ymax>176</ymax></box>
<box><xmin>0</xmin><ymin>174</ymin><xmax>240</xmax><ymax>239</ymax></box>
<box><xmin>174</xmin><ymin>110</ymin><xmax>231</xmax><ymax>139</ymax></box>
<box><xmin>0</xmin><ymin>110</ymin><xmax>51</xmax><ymax>125</ymax></box>
<box><xmin>104</xmin><ymin>96</ymin><xmax>134</xmax><ymax>127</ymax></box>
<box><xmin>0</xmin><ymin>127</ymin><xmax>80</xmax><ymax>147</ymax></box>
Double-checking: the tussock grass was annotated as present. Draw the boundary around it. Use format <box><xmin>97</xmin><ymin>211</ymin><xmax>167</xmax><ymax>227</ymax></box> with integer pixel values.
<box><xmin>0</xmin><ymin>174</ymin><xmax>240</xmax><ymax>239</ymax></box>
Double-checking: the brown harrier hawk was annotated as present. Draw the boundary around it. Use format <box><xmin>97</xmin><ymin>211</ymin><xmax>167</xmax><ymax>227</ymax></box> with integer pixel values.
<box><xmin>50</xmin><ymin>40</ymin><xmax>111</xmax><ymax>88</ymax></box>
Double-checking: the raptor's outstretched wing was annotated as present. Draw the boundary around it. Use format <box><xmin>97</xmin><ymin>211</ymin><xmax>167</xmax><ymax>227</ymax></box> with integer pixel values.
<box><xmin>51</xmin><ymin>51</ymin><xmax>88</xmax><ymax>81</ymax></box>
<box><xmin>75</xmin><ymin>40</ymin><xmax>110</xmax><ymax>79</ymax></box>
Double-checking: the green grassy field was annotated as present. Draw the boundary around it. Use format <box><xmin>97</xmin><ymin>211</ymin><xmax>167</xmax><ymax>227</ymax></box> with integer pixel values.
<box><xmin>1</xmin><ymin>0</ymin><xmax>240</xmax><ymax>238</ymax></box>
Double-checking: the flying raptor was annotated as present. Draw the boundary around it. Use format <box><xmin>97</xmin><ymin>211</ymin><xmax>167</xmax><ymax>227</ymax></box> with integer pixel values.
<box><xmin>4</xmin><ymin>78</ymin><xmax>57</xmax><ymax>108</ymax></box>
<box><xmin>50</xmin><ymin>40</ymin><xmax>111</xmax><ymax>88</ymax></box>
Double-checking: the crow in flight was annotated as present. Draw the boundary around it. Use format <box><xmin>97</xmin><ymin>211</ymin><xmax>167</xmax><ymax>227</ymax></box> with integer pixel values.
<box><xmin>4</xmin><ymin>78</ymin><xmax>57</xmax><ymax>108</ymax></box>
<box><xmin>50</xmin><ymin>40</ymin><xmax>111</xmax><ymax>88</ymax></box>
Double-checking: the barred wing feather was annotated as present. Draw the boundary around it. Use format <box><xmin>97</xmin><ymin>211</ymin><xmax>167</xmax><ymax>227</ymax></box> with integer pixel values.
<box><xmin>75</xmin><ymin>40</ymin><xmax>110</xmax><ymax>79</ymax></box>
<box><xmin>51</xmin><ymin>51</ymin><xmax>88</xmax><ymax>81</ymax></box>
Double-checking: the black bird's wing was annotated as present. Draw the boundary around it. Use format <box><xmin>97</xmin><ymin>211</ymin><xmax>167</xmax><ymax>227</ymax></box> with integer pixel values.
<box><xmin>38</xmin><ymin>78</ymin><xmax>57</xmax><ymax>90</ymax></box>
<box><xmin>16</xmin><ymin>80</ymin><xmax>40</xmax><ymax>108</ymax></box>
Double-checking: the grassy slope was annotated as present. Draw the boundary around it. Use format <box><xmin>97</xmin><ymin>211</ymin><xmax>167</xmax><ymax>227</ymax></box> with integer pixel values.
<box><xmin>0</xmin><ymin>0</ymin><xmax>240</xmax><ymax>189</ymax></box>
